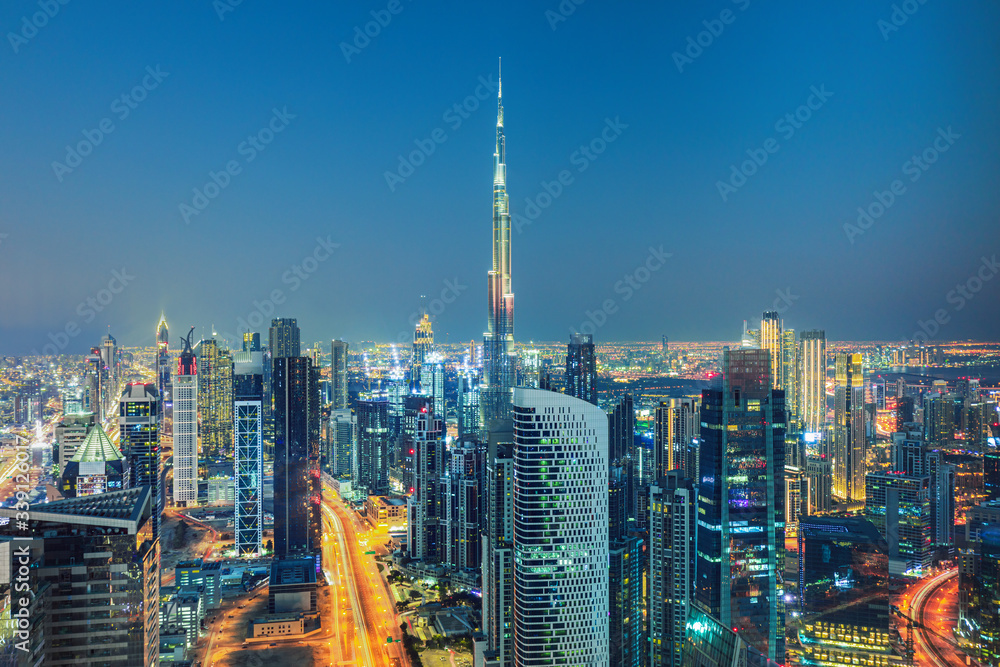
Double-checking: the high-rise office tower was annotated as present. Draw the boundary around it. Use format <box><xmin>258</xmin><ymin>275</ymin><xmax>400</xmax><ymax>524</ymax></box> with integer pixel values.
<box><xmin>797</xmin><ymin>516</ymin><xmax>894</xmax><ymax>666</ymax></box>
<box><xmin>782</xmin><ymin>328</ymin><xmax>798</xmax><ymax>429</ymax></box>
<box><xmin>649</xmin><ymin>470</ymin><xmax>697</xmax><ymax>667</ymax></box>
<box><xmin>807</xmin><ymin>454</ymin><xmax>833</xmax><ymax>513</ymax></box>
<box><xmin>0</xmin><ymin>486</ymin><xmax>160</xmax><ymax>666</ymax></box>
<box><xmin>482</xmin><ymin>422</ymin><xmax>515</xmax><ymax>667</ymax></box>
<box><xmin>565</xmin><ymin>333</ymin><xmax>597</xmax><ymax>405</ymax></box>
<box><xmin>785</xmin><ymin>466</ymin><xmax>811</xmax><ymax>536</ymax></box>
<box><xmin>799</xmin><ymin>330</ymin><xmax>826</xmax><ymax>435</ymax></box>
<box><xmin>101</xmin><ymin>332</ymin><xmax>118</xmax><ymax>386</ymax></box>
<box><xmin>395</xmin><ymin>395</ymin><xmax>434</xmax><ymax>492</ymax></box>
<box><xmin>412</xmin><ymin>313</ymin><xmax>433</xmax><ymax>376</ymax></box>
<box><xmin>443</xmin><ymin>440</ymin><xmax>481</xmax><ymax>574</ymax></box>
<box><xmin>356</xmin><ymin>399</ymin><xmax>391</xmax><ymax>495</ymax></box>
<box><xmin>609</xmin><ymin>534</ymin><xmax>644</xmax><ymax>667</ymax></box>
<box><xmin>234</xmin><ymin>349</ymin><xmax>264</xmax><ymax>557</ymax></box>
<box><xmin>120</xmin><ymin>383</ymin><xmax>160</xmax><ymax>539</ymax></box>
<box><xmin>958</xmin><ymin>505</ymin><xmax>1000</xmax><ymax>663</ymax></box>
<box><xmin>760</xmin><ymin>311</ymin><xmax>783</xmax><ymax>389</ymax></box>
<box><xmin>833</xmin><ymin>353</ymin><xmax>866</xmax><ymax>501</ymax></box>
<box><xmin>60</xmin><ymin>426</ymin><xmax>125</xmax><ymax>497</ymax></box>
<box><xmin>408</xmin><ymin>406</ymin><xmax>446</xmax><ymax>562</ymax></box>
<box><xmin>511</xmin><ymin>388</ymin><xmax>608</xmax><ymax>667</ymax></box>
<box><xmin>330</xmin><ymin>339</ymin><xmax>349</xmax><ymax>410</ymax></box>
<box><xmin>457</xmin><ymin>368</ymin><xmax>482</xmax><ymax>439</ymax></box>
<box><xmin>864</xmin><ymin>472</ymin><xmax>932</xmax><ymax>574</ymax></box>
<box><xmin>54</xmin><ymin>411</ymin><xmax>96</xmax><ymax>472</ymax></box>
<box><xmin>195</xmin><ymin>338</ymin><xmax>234</xmax><ymax>460</ymax></box>
<box><xmin>269</xmin><ymin>317</ymin><xmax>301</xmax><ymax>359</ymax></box>
<box><xmin>273</xmin><ymin>356</ymin><xmax>320</xmax><ymax>565</ymax></box>
<box><xmin>329</xmin><ymin>409</ymin><xmax>354</xmax><ymax>478</ymax></box>
<box><xmin>243</xmin><ymin>331</ymin><xmax>261</xmax><ymax>351</ymax></box>
<box><xmin>419</xmin><ymin>357</ymin><xmax>446</xmax><ymax>416</ymax></box>
<box><xmin>985</xmin><ymin>450</ymin><xmax>1000</xmax><ymax>503</ymax></box>
<box><xmin>173</xmin><ymin>328</ymin><xmax>198</xmax><ymax>507</ymax></box>
<box><xmin>695</xmin><ymin>348</ymin><xmax>785</xmax><ymax>663</ymax></box>
<box><xmin>653</xmin><ymin>398</ymin><xmax>698</xmax><ymax>479</ymax></box>
<box><xmin>156</xmin><ymin>313</ymin><xmax>170</xmax><ymax>416</ymax></box>
<box><xmin>482</xmin><ymin>72</ymin><xmax>515</xmax><ymax>426</ymax></box>
<box><xmin>608</xmin><ymin>393</ymin><xmax>634</xmax><ymax>465</ymax></box>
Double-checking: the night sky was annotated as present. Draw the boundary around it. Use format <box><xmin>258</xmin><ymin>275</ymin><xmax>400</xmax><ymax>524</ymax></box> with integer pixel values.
<box><xmin>1</xmin><ymin>2</ymin><xmax>998</xmax><ymax>354</ymax></box>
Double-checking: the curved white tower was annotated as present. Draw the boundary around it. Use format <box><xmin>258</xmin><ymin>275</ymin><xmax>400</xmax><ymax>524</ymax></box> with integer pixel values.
<box><xmin>511</xmin><ymin>387</ymin><xmax>608</xmax><ymax>667</ymax></box>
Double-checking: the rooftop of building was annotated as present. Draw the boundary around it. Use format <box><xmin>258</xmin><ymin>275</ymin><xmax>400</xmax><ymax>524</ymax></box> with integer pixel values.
<box><xmin>269</xmin><ymin>559</ymin><xmax>317</xmax><ymax>587</ymax></box>
<box><xmin>69</xmin><ymin>426</ymin><xmax>122</xmax><ymax>463</ymax></box>
<box><xmin>0</xmin><ymin>485</ymin><xmax>150</xmax><ymax>532</ymax></box>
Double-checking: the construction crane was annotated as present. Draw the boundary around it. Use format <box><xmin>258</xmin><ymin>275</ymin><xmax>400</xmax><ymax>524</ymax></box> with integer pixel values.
<box><xmin>890</xmin><ymin>603</ymin><xmax>973</xmax><ymax>667</ymax></box>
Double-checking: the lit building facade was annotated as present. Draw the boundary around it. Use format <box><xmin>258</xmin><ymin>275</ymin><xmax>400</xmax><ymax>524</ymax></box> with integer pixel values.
<box><xmin>234</xmin><ymin>350</ymin><xmax>264</xmax><ymax>557</ymax></box>
<box><xmin>330</xmin><ymin>339</ymin><xmax>349</xmax><ymax>410</ymax></box>
<box><xmin>864</xmin><ymin>471</ymin><xmax>932</xmax><ymax>575</ymax></box>
<box><xmin>565</xmin><ymin>333</ymin><xmax>597</xmax><ymax>405</ymax></box>
<box><xmin>482</xmin><ymin>74</ymin><xmax>515</xmax><ymax>426</ymax></box>
<box><xmin>649</xmin><ymin>471</ymin><xmax>697</xmax><ymax>667</ymax></box>
<box><xmin>173</xmin><ymin>328</ymin><xmax>198</xmax><ymax>507</ymax></box>
<box><xmin>120</xmin><ymin>382</ymin><xmax>161</xmax><ymax>539</ymax></box>
<box><xmin>695</xmin><ymin>348</ymin><xmax>785</xmax><ymax>664</ymax></box>
<box><xmin>833</xmin><ymin>352</ymin><xmax>866</xmax><ymax>501</ymax></box>
<box><xmin>799</xmin><ymin>330</ymin><xmax>826</xmax><ymax>435</ymax></box>
<box><xmin>511</xmin><ymin>388</ymin><xmax>608</xmax><ymax>667</ymax></box>
<box><xmin>357</xmin><ymin>399</ymin><xmax>391</xmax><ymax>495</ymax></box>
<box><xmin>195</xmin><ymin>338</ymin><xmax>233</xmax><ymax>460</ymax></box>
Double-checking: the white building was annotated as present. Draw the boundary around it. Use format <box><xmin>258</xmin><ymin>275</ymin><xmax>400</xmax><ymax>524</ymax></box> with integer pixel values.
<box><xmin>511</xmin><ymin>388</ymin><xmax>608</xmax><ymax>667</ymax></box>
<box><xmin>173</xmin><ymin>333</ymin><xmax>199</xmax><ymax>506</ymax></box>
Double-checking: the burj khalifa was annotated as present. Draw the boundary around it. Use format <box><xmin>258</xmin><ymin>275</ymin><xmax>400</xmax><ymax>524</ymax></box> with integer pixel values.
<box><xmin>482</xmin><ymin>67</ymin><xmax>515</xmax><ymax>425</ymax></box>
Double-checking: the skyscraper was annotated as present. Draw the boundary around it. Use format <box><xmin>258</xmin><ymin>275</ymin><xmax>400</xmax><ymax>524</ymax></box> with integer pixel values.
<box><xmin>482</xmin><ymin>71</ymin><xmax>515</xmax><ymax>426</ymax></box>
<box><xmin>269</xmin><ymin>317</ymin><xmax>301</xmax><ymax>359</ymax></box>
<box><xmin>330</xmin><ymin>339</ymin><xmax>349</xmax><ymax>410</ymax></box>
<box><xmin>329</xmin><ymin>408</ymin><xmax>354</xmax><ymax>478</ymax></box>
<box><xmin>482</xmin><ymin>421</ymin><xmax>515</xmax><ymax>667</ymax></box>
<box><xmin>156</xmin><ymin>313</ymin><xmax>170</xmax><ymax>415</ymax></box>
<box><xmin>799</xmin><ymin>330</ymin><xmax>827</xmax><ymax>434</ymax></box>
<box><xmin>173</xmin><ymin>328</ymin><xmax>198</xmax><ymax>507</ymax></box>
<box><xmin>408</xmin><ymin>404</ymin><xmax>445</xmax><ymax>562</ymax></box>
<box><xmin>782</xmin><ymin>328</ymin><xmax>798</xmax><ymax>429</ymax></box>
<box><xmin>243</xmin><ymin>331</ymin><xmax>261</xmax><ymax>351</ymax></box>
<box><xmin>273</xmin><ymin>356</ymin><xmax>320</xmax><ymax>565</ymax></box>
<box><xmin>565</xmin><ymin>332</ymin><xmax>597</xmax><ymax>405</ymax></box>
<box><xmin>0</xmin><ymin>486</ymin><xmax>160</xmax><ymax>666</ymax></box>
<box><xmin>120</xmin><ymin>382</ymin><xmax>161</xmax><ymax>539</ymax></box>
<box><xmin>234</xmin><ymin>349</ymin><xmax>264</xmax><ymax>557</ymax></box>
<box><xmin>833</xmin><ymin>352</ymin><xmax>866</xmax><ymax>501</ymax></box>
<box><xmin>356</xmin><ymin>399</ymin><xmax>391</xmax><ymax>495</ymax></box>
<box><xmin>412</xmin><ymin>313</ymin><xmax>433</xmax><ymax>376</ymax></box>
<box><xmin>195</xmin><ymin>338</ymin><xmax>233</xmax><ymax>460</ymax></box>
<box><xmin>649</xmin><ymin>470</ymin><xmax>697</xmax><ymax>667</ymax></box>
<box><xmin>653</xmin><ymin>398</ymin><xmax>698</xmax><ymax>480</ymax></box>
<box><xmin>864</xmin><ymin>471</ymin><xmax>932</xmax><ymax>574</ymax></box>
<box><xmin>695</xmin><ymin>348</ymin><xmax>785</xmax><ymax>663</ymax></box>
<box><xmin>511</xmin><ymin>388</ymin><xmax>608</xmax><ymax>667</ymax></box>
<box><xmin>760</xmin><ymin>311</ymin><xmax>783</xmax><ymax>388</ymax></box>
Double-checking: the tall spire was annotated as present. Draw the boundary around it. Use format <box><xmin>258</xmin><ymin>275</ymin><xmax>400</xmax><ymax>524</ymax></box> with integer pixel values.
<box><xmin>483</xmin><ymin>59</ymin><xmax>514</xmax><ymax>426</ymax></box>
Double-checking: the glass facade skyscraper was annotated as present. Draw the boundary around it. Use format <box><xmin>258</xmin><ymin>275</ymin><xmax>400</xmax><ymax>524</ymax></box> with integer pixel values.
<box><xmin>273</xmin><ymin>356</ymin><xmax>321</xmax><ymax>566</ymax></box>
<box><xmin>833</xmin><ymin>352</ymin><xmax>866</xmax><ymax>501</ymax></box>
<box><xmin>234</xmin><ymin>349</ymin><xmax>264</xmax><ymax>557</ymax></box>
<box><xmin>695</xmin><ymin>348</ymin><xmax>785</xmax><ymax>664</ymax></box>
<box><xmin>565</xmin><ymin>333</ymin><xmax>597</xmax><ymax>405</ymax></box>
<box><xmin>120</xmin><ymin>382</ymin><xmax>161</xmax><ymax>539</ymax></box>
<box><xmin>482</xmin><ymin>73</ymin><xmax>515</xmax><ymax>426</ymax></box>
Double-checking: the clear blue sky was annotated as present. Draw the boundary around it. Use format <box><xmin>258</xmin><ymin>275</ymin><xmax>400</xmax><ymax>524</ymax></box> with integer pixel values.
<box><xmin>1</xmin><ymin>1</ymin><xmax>998</xmax><ymax>354</ymax></box>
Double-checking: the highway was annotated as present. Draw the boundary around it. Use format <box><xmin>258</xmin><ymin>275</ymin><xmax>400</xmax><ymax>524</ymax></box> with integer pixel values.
<box><xmin>323</xmin><ymin>488</ymin><xmax>407</xmax><ymax>666</ymax></box>
<box><xmin>905</xmin><ymin>568</ymin><xmax>976</xmax><ymax>667</ymax></box>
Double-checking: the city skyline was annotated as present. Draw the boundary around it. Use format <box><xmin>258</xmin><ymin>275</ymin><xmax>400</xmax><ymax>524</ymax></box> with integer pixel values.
<box><xmin>1</xmin><ymin>4</ymin><xmax>999</xmax><ymax>354</ymax></box>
